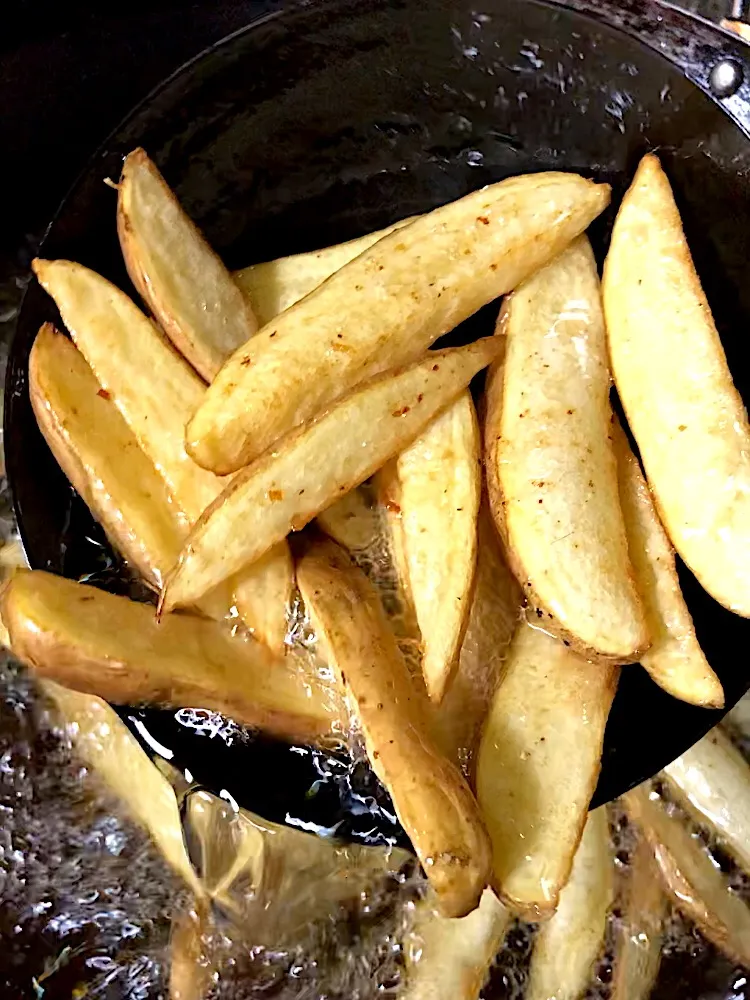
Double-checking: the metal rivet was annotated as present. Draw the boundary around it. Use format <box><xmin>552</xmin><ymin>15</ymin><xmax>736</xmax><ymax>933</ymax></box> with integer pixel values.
<box><xmin>709</xmin><ymin>59</ymin><xmax>744</xmax><ymax>98</ymax></box>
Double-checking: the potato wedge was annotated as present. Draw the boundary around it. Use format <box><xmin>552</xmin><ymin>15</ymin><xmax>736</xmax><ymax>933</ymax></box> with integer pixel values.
<box><xmin>603</xmin><ymin>153</ymin><xmax>750</xmax><ymax>617</ymax></box>
<box><xmin>162</xmin><ymin>338</ymin><xmax>502</xmax><ymax>614</ymax></box>
<box><xmin>376</xmin><ymin>392</ymin><xmax>480</xmax><ymax>702</ymax></box>
<box><xmin>187</xmin><ymin>172</ymin><xmax>611</xmax><ymax>474</ymax></box>
<box><xmin>30</xmin><ymin>324</ymin><xmax>187</xmax><ymax>590</ymax></box>
<box><xmin>476</xmin><ymin>622</ymin><xmax>618</xmax><ymax>917</ymax></box>
<box><xmin>32</xmin><ymin>259</ymin><xmax>292</xmax><ymax>650</ymax></box>
<box><xmin>526</xmin><ymin>807</ymin><xmax>613</xmax><ymax>1000</ymax></box>
<box><xmin>233</xmin><ymin>218</ymin><xmax>414</xmax><ymax>326</ymax></box>
<box><xmin>44</xmin><ymin>681</ymin><xmax>202</xmax><ymax>895</ymax></box>
<box><xmin>169</xmin><ymin>902</ymin><xmax>214</xmax><ymax>1000</ymax></box>
<box><xmin>613</xmin><ymin>420</ymin><xmax>723</xmax><ymax>707</ymax></box>
<box><xmin>402</xmin><ymin>888</ymin><xmax>510</xmax><ymax>1000</ymax></box>
<box><xmin>611</xmin><ymin>837</ymin><xmax>665</xmax><ymax>1000</ymax></box>
<box><xmin>4</xmin><ymin>571</ymin><xmax>337</xmax><ymax>744</ymax></box>
<box><xmin>296</xmin><ymin>536</ymin><xmax>491</xmax><ymax>918</ymax></box>
<box><xmin>118</xmin><ymin>148</ymin><xmax>258</xmax><ymax>382</ymax></box>
<box><xmin>625</xmin><ymin>782</ymin><xmax>750</xmax><ymax>966</ymax></box>
<box><xmin>663</xmin><ymin>727</ymin><xmax>750</xmax><ymax>876</ymax></box>
<box><xmin>486</xmin><ymin>235</ymin><xmax>648</xmax><ymax>660</ymax></box>
<box><xmin>317</xmin><ymin>487</ymin><xmax>381</xmax><ymax>554</ymax></box>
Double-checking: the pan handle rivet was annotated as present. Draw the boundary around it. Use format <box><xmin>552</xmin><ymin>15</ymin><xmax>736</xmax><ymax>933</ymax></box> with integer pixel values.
<box><xmin>708</xmin><ymin>58</ymin><xmax>743</xmax><ymax>98</ymax></box>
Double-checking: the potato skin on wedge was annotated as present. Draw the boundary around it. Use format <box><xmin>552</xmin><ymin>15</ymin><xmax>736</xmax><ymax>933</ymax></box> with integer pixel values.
<box><xmin>604</xmin><ymin>153</ymin><xmax>750</xmax><ymax>618</ymax></box>
<box><xmin>486</xmin><ymin>235</ymin><xmax>648</xmax><ymax>662</ymax></box>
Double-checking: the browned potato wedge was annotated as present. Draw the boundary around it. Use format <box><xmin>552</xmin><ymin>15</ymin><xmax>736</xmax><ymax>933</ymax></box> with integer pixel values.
<box><xmin>30</xmin><ymin>324</ymin><xmax>187</xmax><ymax>590</ymax></box>
<box><xmin>663</xmin><ymin>727</ymin><xmax>750</xmax><ymax>876</ymax></box>
<box><xmin>169</xmin><ymin>902</ymin><xmax>215</xmax><ymax>1000</ymax></box>
<box><xmin>611</xmin><ymin>837</ymin><xmax>666</xmax><ymax>1000</ymax></box>
<box><xmin>476</xmin><ymin>623</ymin><xmax>618</xmax><ymax>918</ymax></box>
<box><xmin>296</xmin><ymin>536</ymin><xmax>491</xmax><ymax>918</ymax></box>
<box><xmin>526</xmin><ymin>807</ymin><xmax>613</xmax><ymax>1000</ymax></box>
<box><xmin>233</xmin><ymin>217</ymin><xmax>415</xmax><ymax>326</ymax></box>
<box><xmin>613</xmin><ymin>420</ymin><xmax>723</xmax><ymax>708</ymax></box>
<box><xmin>162</xmin><ymin>338</ymin><xmax>502</xmax><ymax>614</ymax></box>
<box><xmin>187</xmin><ymin>172</ymin><xmax>611</xmax><ymax>474</ymax></box>
<box><xmin>625</xmin><ymin>783</ymin><xmax>750</xmax><ymax>966</ymax></box>
<box><xmin>402</xmin><ymin>888</ymin><xmax>510</xmax><ymax>1000</ymax></box>
<box><xmin>118</xmin><ymin>148</ymin><xmax>258</xmax><ymax>382</ymax></box>
<box><xmin>603</xmin><ymin>153</ymin><xmax>750</xmax><ymax>618</ymax></box>
<box><xmin>376</xmin><ymin>392</ymin><xmax>480</xmax><ymax>702</ymax></box>
<box><xmin>486</xmin><ymin>235</ymin><xmax>647</xmax><ymax>661</ymax></box>
<box><xmin>4</xmin><ymin>571</ymin><xmax>337</xmax><ymax>744</ymax></box>
<box><xmin>32</xmin><ymin>259</ymin><xmax>293</xmax><ymax>651</ymax></box>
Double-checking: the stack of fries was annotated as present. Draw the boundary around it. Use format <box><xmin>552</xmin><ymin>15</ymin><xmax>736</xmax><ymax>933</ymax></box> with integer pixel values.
<box><xmin>7</xmin><ymin>146</ymin><xmax>750</xmax><ymax>996</ymax></box>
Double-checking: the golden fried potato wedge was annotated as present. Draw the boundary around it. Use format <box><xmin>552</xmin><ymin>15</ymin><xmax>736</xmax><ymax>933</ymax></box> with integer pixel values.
<box><xmin>625</xmin><ymin>783</ymin><xmax>750</xmax><ymax>966</ymax></box>
<box><xmin>317</xmin><ymin>487</ymin><xmax>381</xmax><ymax>554</ymax></box>
<box><xmin>233</xmin><ymin>218</ymin><xmax>414</xmax><ymax>326</ymax></box>
<box><xmin>611</xmin><ymin>837</ymin><xmax>665</xmax><ymax>1000</ymax></box>
<box><xmin>603</xmin><ymin>153</ymin><xmax>750</xmax><ymax>617</ymax></box>
<box><xmin>118</xmin><ymin>148</ymin><xmax>258</xmax><ymax>382</ymax></box>
<box><xmin>526</xmin><ymin>807</ymin><xmax>613</xmax><ymax>1000</ymax></box>
<box><xmin>296</xmin><ymin>537</ymin><xmax>491</xmax><ymax>918</ymax></box>
<box><xmin>30</xmin><ymin>325</ymin><xmax>187</xmax><ymax>590</ymax></box>
<box><xmin>188</xmin><ymin>172</ymin><xmax>610</xmax><ymax>474</ymax></box>
<box><xmin>32</xmin><ymin>259</ymin><xmax>292</xmax><ymax>650</ymax></box>
<box><xmin>663</xmin><ymin>727</ymin><xmax>750</xmax><ymax>876</ymax></box>
<box><xmin>4</xmin><ymin>571</ymin><xmax>337</xmax><ymax>744</ymax></box>
<box><xmin>486</xmin><ymin>236</ymin><xmax>647</xmax><ymax>661</ymax></box>
<box><xmin>375</xmin><ymin>392</ymin><xmax>480</xmax><ymax>702</ymax></box>
<box><xmin>476</xmin><ymin>623</ymin><xmax>618</xmax><ymax>917</ymax></box>
<box><xmin>613</xmin><ymin>421</ymin><xmax>723</xmax><ymax>707</ymax></box>
<box><xmin>162</xmin><ymin>338</ymin><xmax>502</xmax><ymax>614</ymax></box>
<box><xmin>169</xmin><ymin>902</ymin><xmax>215</xmax><ymax>1000</ymax></box>
<box><xmin>402</xmin><ymin>888</ymin><xmax>510</xmax><ymax>1000</ymax></box>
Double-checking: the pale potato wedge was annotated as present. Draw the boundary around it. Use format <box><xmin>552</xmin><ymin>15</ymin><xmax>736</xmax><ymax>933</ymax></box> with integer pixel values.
<box><xmin>30</xmin><ymin>324</ymin><xmax>187</xmax><ymax>590</ymax></box>
<box><xmin>603</xmin><ymin>153</ymin><xmax>750</xmax><ymax>617</ymax></box>
<box><xmin>233</xmin><ymin>217</ymin><xmax>414</xmax><ymax>326</ymax></box>
<box><xmin>44</xmin><ymin>681</ymin><xmax>202</xmax><ymax>895</ymax></box>
<box><xmin>611</xmin><ymin>837</ymin><xmax>666</xmax><ymax>1000</ymax></box>
<box><xmin>4</xmin><ymin>571</ymin><xmax>337</xmax><ymax>744</ymax></box>
<box><xmin>625</xmin><ymin>783</ymin><xmax>750</xmax><ymax>966</ymax></box>
<box><xmin>402</xmin><ymin>888</ymin><xmax>510</xmax><ymax>1000</ymax></box>
<box><xmin>296</xmin><ymin>536</ymin><xmax>491</xmax><ymax>919</ymax></box>
<box><xmin>526</xmin><ymin>807</ymin><xmax>613</xmax><ymax>1000</ymax></box>
<box><xmin>476</xmin><ymin>622</ymin><xmax>618</xmax><ymax>918</ymax></box>
<box><xmin>317</xmin><ymin>487</ymin><xmax>381</xmax><ymax>553</ymax></box>
<box><xmin>32</xmin><ymin>259</ymin><xmax>292</xmax><ymax>651</ymax></box>
<box><xmin>663</xmin><ymin>727</ymin><xmax>750</xmax><ymax>876</ymax></box>
<box><xmin>118</xmin><ymin>148</ymin><xmax>258</xmax><ymax>382</ymax></box>
<box><xmin>613</xmin><ymin>420</ymin><xmax>723</xmax><ymax>708</ymax></box>
<box><xmin>486</xmin><ymin>235</ymin><xmax>648</xmax><ymax>661</ymax></box>
<box><xmin>169</xmin><ymin>902</ymin><xmax>215</xmax><ymax>1000</ymax></box>
<box><xmin>187</xmin><ymin>172</ymin><xmax>611</xmax><ymax>474</ymax></box>
<box><xmin>375</xmin><ymin>392</ymin><xmax>480</xmax><ymax>702</ymax></box>
<box><xmin>162</xmin><ymin>338</ymin><xmax>502</xmax><ymax>614</ymax></box>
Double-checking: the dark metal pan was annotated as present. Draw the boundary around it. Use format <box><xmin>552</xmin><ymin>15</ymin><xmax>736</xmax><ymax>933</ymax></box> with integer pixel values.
<box><xmin>7</xmin><ymin>0</ymin><xmax>750</xmax><ymax>847</ymax></box>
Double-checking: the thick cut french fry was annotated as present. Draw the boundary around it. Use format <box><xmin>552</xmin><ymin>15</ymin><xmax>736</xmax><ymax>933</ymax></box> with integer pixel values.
<box><xmin>476</xmin><ymin>623</ymin><xmax>618</xmax><ymax>918</ymax></box>
<box><xmin>486</xmin><ymin>236</ymin><xmax>647</xmax><ymax>661</ymax></box>
<box><xmin>317</xmin><ymin>487</ymin><xmax>381</xmax><ymax>554</ymax></box>
<box><xmin>30</xmin><ymin>325</ymin><xmax>187</xmax><ymax>590</ymax></box>
<box><xmin>663</xmin><ymin>727</ymin><xmax>750</xmax><ymax>876</ymax></box>
<box><xmin>613</xmin><ymin>421</ymin><xmax>723</xmax><ymax>707</ymax></box>
<box><xmin>625</xmin><ymin>783</ymin><xmax>750</xmax><ymax>966</ymax></box>
<box><xmin>187</xmin><ymin>173</ymin><xmax>611</xmax><ymax>474</ymax></box>
<box><xmin>296</xmin><ymin>537</ymin><xmax>491</xmax><ymax>919</ymax></box>
<box><xmin>603</xmin><ymin>153</ymin><xmax>750</xmax><ymax>618</ymax></box>
<box><xmin>32</xmin><ymin>259</ymin><xmax>292</xmax><ymax>651</ymax></box>
<box><xmin>611</xmin><ymin>837</ymin><xmax>666</xmax><ymax>1000</ymax></box>
<box><xmin>162</xmin><ymin>339</ymin><xmax>502</xmax><ymax>614</ymax></box>
<box><xmin>402</xmin><ymin>888</ymin><xmax>510</xmax><ymax>1000</ymax></box>
<box><xmin>4</xmin><ymin>571</ymin><xmax>337</xmax><ymax>744</ymax></box>
<box><xmin>118</xmin><ymin>148</ymin><xmax>258</xmax><ymax>382</ymax></box>
<box><xmin>526</xmin><ymin>807</ymin><xmax>613</xmax><ymax>1000</ymax></box>
<box><xmin>376</xmin><ymin>392</ymin><xmax>480</xmax><ymax>702</ymax></box>
<box><xmin>233</xmin><ymin>218</ymin><xmax>414</xmax><ymax>326</ymax></box>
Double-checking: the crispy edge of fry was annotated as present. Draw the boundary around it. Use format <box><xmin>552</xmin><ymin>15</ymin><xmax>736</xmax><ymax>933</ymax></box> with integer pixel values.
<box><xmin>118</xmin><ymin>148</ymin><xmax>258</xmax><ymax>382</ymax></box>
<box><xmin>296</xmin><ymin>535</ymin><xmax>491</xmax><ymax>919</ymax></box>
<box><xmin>610</xmin><ymin>836</ymin><xmax>666</xmax><ymax>1000</ymax></box>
